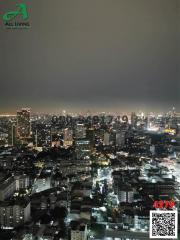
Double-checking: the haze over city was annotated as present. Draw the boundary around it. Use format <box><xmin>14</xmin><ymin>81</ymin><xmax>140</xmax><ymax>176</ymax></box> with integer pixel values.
<box><xmin>0</xmin><ymin>0</ymin><xmax>180</xmax><ymax>114</ymax></box>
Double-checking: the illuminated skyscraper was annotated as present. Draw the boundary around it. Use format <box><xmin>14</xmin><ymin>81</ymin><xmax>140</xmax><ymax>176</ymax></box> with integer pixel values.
<box><xmin>17</xmin><ymin>108</ymin><xmax>31</xmax><ymax>140</ymax></box>
<box><xmin>63</xmin><ymin>128</ymin><xmax>73</xmax><ymax>146</ymax></box>
<box><xmin>33</xmin><ymin>124</ymin><xmax>51</xmax><ymax>147</ymax></box>
<box><xmin>75</xmin><ymin>139</ymin><xmax>91</xmax><ymax>159</ymax></box>
<box><xmin>75</xmin><ymin>124</ymin><xmax>86</xmax><ymax>139</ymax></box>
<box><xmin>8</xmin><ymin>121</ymin><xmax>17</xmax><ymax>146</ymax></box>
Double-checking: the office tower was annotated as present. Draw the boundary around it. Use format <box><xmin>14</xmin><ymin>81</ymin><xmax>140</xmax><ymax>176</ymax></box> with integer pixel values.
<box><xmin>113</xmin><ymin>121</ymin><xmax>121</xmax><ymax>131</ymax></box>
<box><xmin>116</xmin><ymin>130</ymin><xmax>126</xmax><ymax>146</ymax></box>
<box><xmin>17</xmin><ymin>108</ymin><xmax>31</xmax><ymax>140</ymax></box>
<box><xmin>75</xmin><ymin>124</ymin><xmax>86</xmax><ymax>139</ymax></box>
<box><xmin>14</xmin><ymin>175</ymin><xmax>30</xmax><ymax>190</ymax></box>
<box><xmin>150</xmin><ymin>145</ymin><xmax>156</xmax><ymax>155</ymax></box>
<box><xmin>33</xmin><ymin>123</ymin><xmax>51</xmax><ymax>147</ymax></box>
<box><xmin>103</xmin><ymin>132</ymin><xmax>110</xmax><ymax>145</ymax></box>
<box><xmin>63</xmin><ymin>128</ymin><xmax>73</xmax><ymax>147</ymax></box>
<box><xmin>0</xmin><ymin>175</ymin><xmax>29</xmax><ymax>201</ymax></box>
<box><xmin>118</xmin><ymin>186</ymin><xmax>134</xmax><ymax>203</ymax></box>
<box><xmin>75</xmin><ymin>139</ymin><xmax>91</xmax><ymax>160</ymax></box>
<box><xmin>110</xmin><ymin>130</ymin><xmax>116</xmax><ymax>145</ymax></box>
<box><xmin>99</xmin><ymin>129</ymin><xmax>105</xmax><ymax>141</ymax></box>
<box><xmin>0</xmin><ymin>177</ymin><xmax>16</xmax><ymax>201</ymax></box>
<box><xmin>86</xmin><ymin>128</ymin><xmax>95</xmax><ymax>148</ymax></box>
<box><xmin>51</xmin><ymin>126</ymin><xmax>62</xmax><ymax>147</ymax></box>
<box><xmin>8</xmin><ymin>121</ymin><xmax>17</xmax><ymax>146</ymax></box>
<box><xmin>131</xmin><ymin>112</ymin><xmax>137</xmax><ymax>128</ymax></box>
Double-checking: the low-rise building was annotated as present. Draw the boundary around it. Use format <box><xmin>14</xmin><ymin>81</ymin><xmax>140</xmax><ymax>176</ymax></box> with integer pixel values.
<box><xmin>71</xmin><ymin>221</ymin><xmax>87</xmax><ymax>240</ymax></box>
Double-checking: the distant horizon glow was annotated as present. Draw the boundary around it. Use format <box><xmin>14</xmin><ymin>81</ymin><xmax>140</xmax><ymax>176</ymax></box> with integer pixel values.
<box><xmin>0</xmin><ymin>103</ymin><xmax>179</xmax><ymax>116</ymax></box>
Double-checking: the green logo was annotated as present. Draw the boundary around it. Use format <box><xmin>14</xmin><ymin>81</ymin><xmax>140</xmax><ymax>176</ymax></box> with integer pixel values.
<box><xmin>3</xmin><ymin>3</ymin><xmax>29</xmax><ymax>21</ymax></box>
<box><xmin>2</xmin><ymin>3</ymin><xmax>30</xmax><ymax>29</ymax></box>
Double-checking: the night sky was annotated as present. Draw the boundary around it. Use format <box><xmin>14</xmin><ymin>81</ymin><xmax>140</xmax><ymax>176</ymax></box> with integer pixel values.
<box><xmin>0</xmin><ymin>0</ymin><xmax>179</xmax><ymax>113</ymax></box>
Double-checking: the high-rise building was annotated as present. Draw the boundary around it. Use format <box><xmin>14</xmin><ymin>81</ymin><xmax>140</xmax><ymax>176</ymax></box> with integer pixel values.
<box><xmin>17</xmin><ymin>108</ymin><xmax>31</xmax><ymax>140</ymax></box>
<box><xmin>63</xmin><ymin>128</ymin><xmax>73</xmax><ymax>146</ymax></box>
<box><xmin>0</xmin><ymin>177</ymin><xmax>16</xmax><ymax>201</ymax></box>
<box><xmin>33</xmin><ymin>123</ymin><xmax>51</xmax><ymax>147</ymax></box>
<box><xmin>110</xmin><ymin>131</ymin><xmax>116</xmax><ymax>145</ymax></box>
<box><xmin>0</xmin><ymin>200</ymin><xmax>31</xmax><ymax>228</ymax></box>
<box><xmin>0</xmin><ymin>175</ymin><xmax>29</xmax><ymax>201</ymax></box>
<box><xmin>116</xmin><ymin>130</ymin><xmax>126</xmax><ymax>146</ymax></box>
<box><xmin>103</xmin><ymin>132</ymin><xmax>110</xmax><ymax>145</ymax></box>
<box><xmin>99</xmin><ymin>129</ymin><xmax>105</xmax><ymax>140</ymax></box>
<box><xmin>75</xmin><ymin>124</ymin><xmax>86</xmax><ymax>139</ymax></box>
<box><xmin>118</xmin><ymin>186</ymin><xmax>134</xmax><ymax>203</ymax></box>
<box><xmin>86</xmin><ymin>128</ymin><xmax>95</xmax><ymax>148</ymax></box>
<box><xmin>8</xmin><ymin>121</ymin><xmax>17</xmax><ymax>146</ymax></box>
<box><xmin>75</xmin><ymin>139</ymin><xmax>91</xmax><ymax>160</ymax></box>
<box><xmin>131</xmin><ymin>112</ymin><xmax>137</xmax><ymax>128</ymax></box>
<box><xmin>14</xmin><ymin>175</ymin><xmax>30</xmax><ymax>190</ymax></box>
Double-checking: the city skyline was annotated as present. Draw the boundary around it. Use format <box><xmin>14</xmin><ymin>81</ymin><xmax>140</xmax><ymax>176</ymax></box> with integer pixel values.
<box><xmin>1</xmin><ymin>0</ymin><xmax>180</xmax><ymax>113</ymax></box>
<box><xmin>0</xmin><ymin>105</ymin><xmax>179</xmax><ymax>116</ymax></box>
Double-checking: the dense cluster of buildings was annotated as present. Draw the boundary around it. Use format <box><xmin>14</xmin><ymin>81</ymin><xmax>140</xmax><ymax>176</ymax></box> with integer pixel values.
<box><xmin>0</xmin><ymin>107</ymin><xmax>179</xmax><ymax>239</ymax></box>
